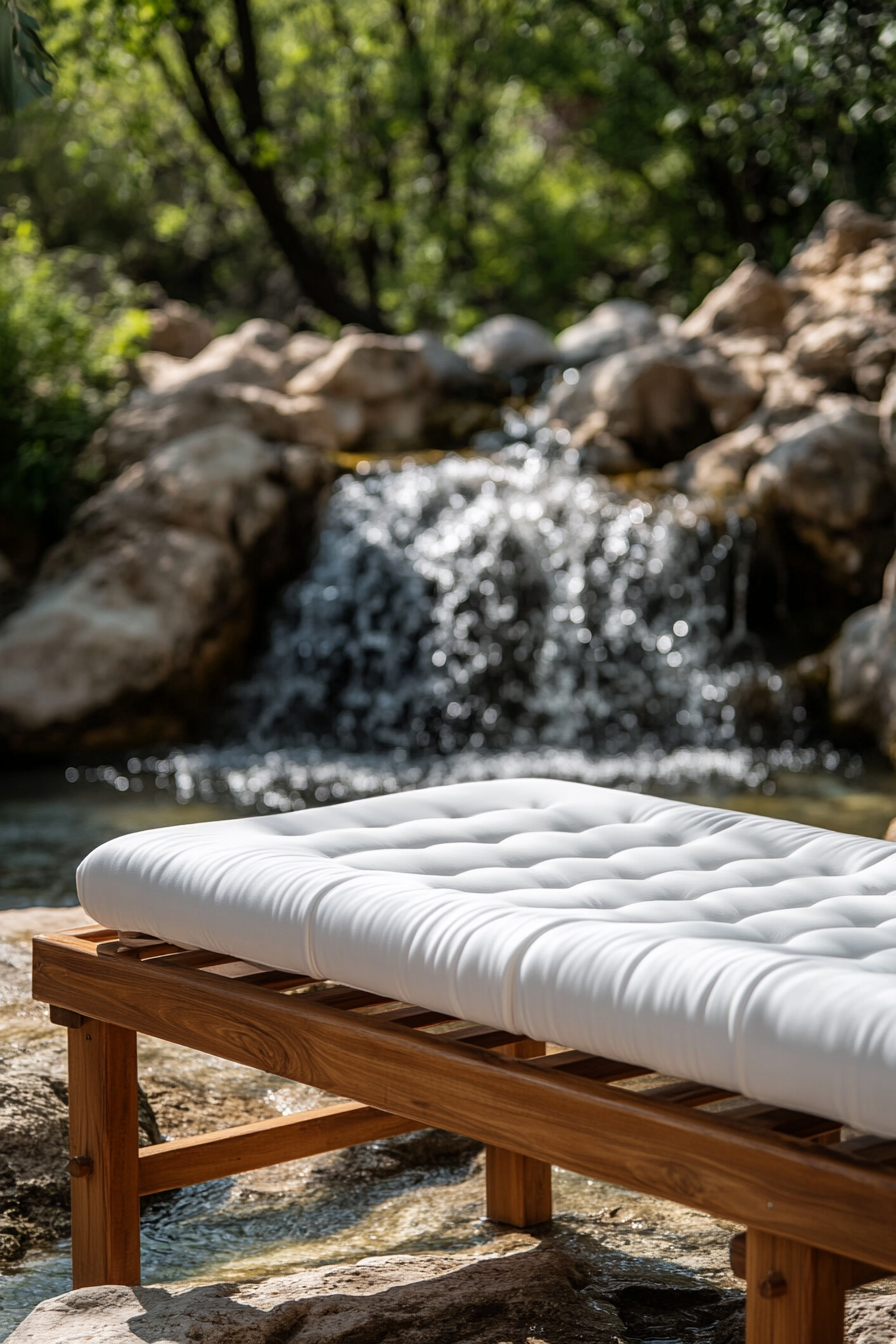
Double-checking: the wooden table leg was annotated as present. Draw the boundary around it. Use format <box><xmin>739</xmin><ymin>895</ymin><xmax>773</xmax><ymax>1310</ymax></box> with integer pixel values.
<box><xmin>485</xmin><ymin>1041</ymin><xmax>552</xmax><ymax>1227</ymax></box>
<box><xmin>745</xmin><ymin>1229</ymin><xmax>851</xmax><ymax>1344</ymax></box>
<box><xmin>67</xmin><ymin>1017</ymin><xmax>140</xmax><ymax>1288</ymax></box>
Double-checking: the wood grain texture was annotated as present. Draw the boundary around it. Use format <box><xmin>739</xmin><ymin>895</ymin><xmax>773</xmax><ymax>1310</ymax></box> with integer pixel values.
<box><xmin>32</xmin><ymin>932</ymin><xmax>896</xmax><ymax>1273</ymax></box>
<box><xmin>67</xmin><ymin>1018</ymin><xmax>140</xmax><ymax>1287</ymax></box>
<box><xmin>731</xmin><ymin>1230</ymin><xmax>888</xmax><ymax>1290</ymax></box>
<box><xmin>485</xmin><ymin>1040</ymin><xmax>552</xmax><ymax>1227</ymax></box>
<box><xmin>137</xmin><ymin>1102</ymin><xmax>422</xmax><ymax>1195</ymax></box>
<box><xmin>745</xmin><ymin>1230</ymin><xmax>855</xmax><ymax>1344</ymax></box>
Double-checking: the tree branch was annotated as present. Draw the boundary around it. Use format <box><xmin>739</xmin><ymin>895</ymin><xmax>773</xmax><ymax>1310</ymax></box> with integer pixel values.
<box><xmin>393</xmin><ymin>0</ymin><xmax>451</xmax><ymax>205</ymax></box>
<box><xmin>166</xmin><ymin>0</ymin><xmax>390</xmax><ymax>329</ymax></box>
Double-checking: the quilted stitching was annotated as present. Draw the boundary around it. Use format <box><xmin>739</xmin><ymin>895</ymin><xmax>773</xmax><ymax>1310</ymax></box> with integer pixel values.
<box><xmin>76</xmin><ymin>778</ymin><xmax>896</xmax><ymax>1137</ymax></box>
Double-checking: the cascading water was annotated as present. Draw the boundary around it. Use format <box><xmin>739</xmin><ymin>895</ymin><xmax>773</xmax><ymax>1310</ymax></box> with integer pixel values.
<box><xmin>230</xmin><ymin>442</ymin><xmax>795</xmax><ymax>759</ymax></box>
<box><xmin>79</xmin><ymin>434</ymin><xmax>861</xmax><ymax>811</ymax></box>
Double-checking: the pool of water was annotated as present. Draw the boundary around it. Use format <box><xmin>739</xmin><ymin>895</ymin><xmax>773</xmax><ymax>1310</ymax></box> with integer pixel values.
<box><xmin>3</xmin><ymin>758</ymin><xmax>896</xmax><ymax>915</ymax></box>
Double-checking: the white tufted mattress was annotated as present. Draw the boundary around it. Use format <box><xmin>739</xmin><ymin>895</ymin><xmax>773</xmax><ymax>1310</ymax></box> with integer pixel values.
<box><xmin>76</xmin><ymin>778</ymin><xmax>896</xmax><ymax>1138</ymax></box>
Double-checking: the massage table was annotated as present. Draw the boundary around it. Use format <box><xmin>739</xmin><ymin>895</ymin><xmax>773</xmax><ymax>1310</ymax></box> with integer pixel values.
<box><xmin>32</xmin><ymin>778</ymin><xmax>896</xmax><ymax>1342</ymax></box>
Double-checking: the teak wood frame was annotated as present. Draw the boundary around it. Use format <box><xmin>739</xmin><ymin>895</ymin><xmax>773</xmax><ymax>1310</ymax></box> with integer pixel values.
<box><xmin>33</xmin><ymin>925</ymin><xmax>896</xmax><ymax>1344</ymax></box>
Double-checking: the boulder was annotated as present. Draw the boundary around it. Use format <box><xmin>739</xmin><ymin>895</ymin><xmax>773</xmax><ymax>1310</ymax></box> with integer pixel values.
<box><xmin>147</xmin><ymin>300</ymin><xmax>213</xmax><ymax>360</ymax></box>
<box><xmin>745</xmin><ymin>397</ymin><xmax>894</xmax><ymax>584</ymax></box>
<box><xmin>1</xmin><ymin>1242</ymin><xmax>620</xmax><ymax>1343</ymax></box>
<box><xmin>279</xmin><ymin>332</ymin><xmax>335</xmax><ymax>383</ymax></box>
<box><xmin>547</xmin><ymin>360</ymin><xmax>606</xmax><ymax>426</ymax></box>
<box><xmin>137</xmin><ymin>319</ymin><xmax>289</xmax><ymax>396</ymax></box>
<box><xmin>755</xmin><ymin>352</ymin><xmax>827</xmax><ymax>426</ymax></box>
<box><xmin>709</xmin><ymin>333</ymin><xmax>782</xmax><ymax>397</ymax></box>
<box><xmin>0</xmin><ymin>427</ymin><xmax>332</xmax><ymax>748</ymax></box>
<box><xmin>677</xmin><ymin>422</ymin><xmax>769</xmax><ymax>498</ymax></box>
<box><xmin>589</xmin><ymin>346</ymin><xmax>707</xmax><ymax>465</ymax></box>
<box><xmin>288</xmin><ymin>334</ymin><xmax>433</xmax><ymax>402</ymax></box>
<box><xmin>221</xmin><ymin>386</ymin><xmax>364</xmax><ymax>452</ymax></box>
<box><xmin>582</xmin><ymin>342</ymin><xmax>760</xmax><ymax>466</ymax></box>
<box><xmin>87</xmin><ymin>384</ymin><xmax>361</xmax><ymax>474</ymax></box>
<box><xmin>405</xmin><ymin>331</ymin><xmax>481</xmax><ymax>391</ymax></box>
<box><xmin>569</xmin><ymin>411</ymin><xmax>645</xmax><ymax>474</ymax></box>
<box><xmin>679</xmin><ymin>261</ymin><xmax>789</xmax><ymax>339</ymax></box>
<box><xmin>788</xmin><ymin>200</ymin><xmax>893</xmax><ymax>277</ymax></box>
<box><xmin>457</xmin><ymin>315</ymin><xmax>557</xmax><ymax>374</ymax></box>
<box><xmin>829</xmin><ymin>553</ymin><xmax>896</xmax><ymax>758</ymax></box>
<box><xmin>852</xmin><ymin>333</ymin><xmax>896</xmax><ymax>402</ymax></box>
<box><xmin>555</xmin><ymin>298</ymin><xmax>659</xmax><ymax>366</ymax></box>
<box><xmin>788</xmin><ymin>315</ymin><xmax>879</xmax><ymax>383</ymax></box>
<box><xmin>0</xmin><ymin>1075</ymin><xmax>71</xmax><ymax>1262</ymax></box>
<box><xmin>686</xmin><ymin>345</ymin><xmax>765</xmax><ymax>433</ymax></box>
<box><xmin>746</xmin><ymin>398</ymin><xmax>887</xmax><ymax>533</ymax></box>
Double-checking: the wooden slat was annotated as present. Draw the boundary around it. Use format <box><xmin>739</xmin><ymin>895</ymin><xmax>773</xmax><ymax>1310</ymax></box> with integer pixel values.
<box><xmin>31</xmin><ymin>932</ymin><xmax>896</xmax><ymax>1272</ymax></box>
<box><xmin>529</xmin><ymin>1050</ymin><xmax>652</xmax><ymax>1084</ymax></box>
<box><xmin>641</xmin><ymin>1080</ymin><xmax>739</xmax><ymax>1108</ymax></box>
<box><xmin>726</xmin><ymin>1103</ymin><xmax>842</xmax><ymax>1143</ymax></box>
<box><xmin>99</xmin><ymin>939</ymin><xmax>197</xmax><ymax>961</ymax></box>
<box><xmin>229</xmin><ymin>969</ymin><xmax>314</xmax><ymax>989</ymax></box>
<box><xmin>155</xmin><ymin>949</ymin><xmax>244</xmax><ymax>969</ymax></box>
<box><xmin>369</xmin><ymin>1005</ymin><xmax>455</xmax><ymax>1027</ymax></box>
<box><xmin>439</xmin><ymin>1025</ymin><xmax>528</xmax><ymax>1049</ymax></box>
<box><xmin>302</xmin><ymin>986</ymin><xmax>394</xmax><ymax>1011</ymax></box>
<box><xmin>837</xmin><ymin>1136</ymin><xmax>896</xmax><ymax>1166</ymax></box>
<box><xmin>54</xmin><ymin>926</ymin><xmax>115</xmax><ymax>945</ymax></box>
<box><xmin>137</xmin><ymin>1101</ymin><xmax>422</xmax><ymax>1195</ymax></box>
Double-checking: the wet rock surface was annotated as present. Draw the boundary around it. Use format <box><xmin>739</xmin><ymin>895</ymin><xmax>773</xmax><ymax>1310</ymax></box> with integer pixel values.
<box><xmin>4</xmin><ymin>1238</ymin><xmax>744</xmax><ymax>1343</ymax></box>
<box><xmin>0</xmin><ymin>909</ymin><xmax>163</xmax><ymax>1266</ymax></box>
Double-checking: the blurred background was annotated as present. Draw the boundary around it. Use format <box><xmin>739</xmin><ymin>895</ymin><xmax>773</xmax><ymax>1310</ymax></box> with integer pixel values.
<box><xmin>4</xmin><ymin>5</ymin><xmax>896</xmax><ymax>1327</ymax></box>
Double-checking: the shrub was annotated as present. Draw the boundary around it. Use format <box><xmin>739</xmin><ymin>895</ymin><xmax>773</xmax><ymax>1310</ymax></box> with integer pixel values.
<box><xmin>0</xmin><ymin>215</ymin><xmax>150</xmax><ymax>543</ymax></box>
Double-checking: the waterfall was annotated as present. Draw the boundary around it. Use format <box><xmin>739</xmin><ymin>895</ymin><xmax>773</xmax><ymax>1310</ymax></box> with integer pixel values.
<box><xmin>230</xmin><ymin>443</ymin><xmax>797</xmax><ymax>758</ymax></box>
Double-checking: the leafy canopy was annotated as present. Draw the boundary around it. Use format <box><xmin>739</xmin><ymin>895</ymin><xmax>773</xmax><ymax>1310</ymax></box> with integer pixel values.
<box><xmin>0</xmin><ymin>215</ymin><xmax>150</xmax><ymax>535</ymax></box>
<box><xmin>1</xmin><ymin>1</ymin><xmax>895</xmax><ymax>330</ymax></box>
<box><xmin>0</xmin><ymin>0</ymin><xmax>54</xmax><ymax>115</ymax></box>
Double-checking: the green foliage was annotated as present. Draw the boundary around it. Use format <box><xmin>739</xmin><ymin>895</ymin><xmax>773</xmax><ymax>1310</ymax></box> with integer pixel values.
<box><xmin>0</xmin><ymin>1</ymin><xmax>54</xmax><ymax>115</ymax></box>
<box><xmin>0</xmin><ymin>216</ymin><xmax>150</xmax><ymax>536</ymax></box>
<box><xmin>1</xmin><ymin>1</ymin><xmax>895</xmax><ymax>331</ymax></box>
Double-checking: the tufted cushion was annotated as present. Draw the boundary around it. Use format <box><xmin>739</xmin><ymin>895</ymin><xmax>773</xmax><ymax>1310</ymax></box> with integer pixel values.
<box><xmin>77</xmin><ymin>778</ymin><xmax>896</xmax><ymax>1137</ymax></box>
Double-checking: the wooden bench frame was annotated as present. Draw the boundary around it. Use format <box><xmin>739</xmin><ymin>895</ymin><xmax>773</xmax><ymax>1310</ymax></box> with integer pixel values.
<box><xmin>33</xmin><ymin>924</ymin><xmax>896</xmax><ymax>1344</ymax></box>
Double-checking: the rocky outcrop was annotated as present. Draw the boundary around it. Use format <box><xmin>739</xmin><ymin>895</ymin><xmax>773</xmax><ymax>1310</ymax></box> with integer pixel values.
<box><xmin>679</xmin><ymin>260</ymin><xmax>789</xmax><ymax>339</ymax></box>
<box><xmin>91</xmin><ymin>324</ymin><xmax>494</xmax><ymax>474</ymax></box>
<box><xmin>556</xmin><ymin>298</ymin><xmax>659</xmax><ymax>366</ymax></box>
<box><xmin>147</xmin><ymin>300</ymin><xmax>213</xmax><ymax>359</ymax></box>
<box><xmin>552</xmin><ymin>340</ymin><xmax>760</xmax><ymax>467</ymax></box>
<box><xmin>0</xmin><ymin>427</ymin><xmax>332</xmax><ymax>750</ymax></box>
<box><xmin>551</xmin><ymin>201</ymin><xmax>896</xmax><ymax>492</ymax></box>
<box><xmin>829</xmin><ymin>553</ymin><xmax>896</xmax><ymax>760</ymax></box>
<box><xmin>745</xmin><ymin>397</ymin><xmax>894</xmax><ymax>587</ymax></box>
<box><xmin>457</xmin><ymin>314</ymin><xmax>557</xmax><ymax>374</ymax></box>
<box><xmin>8</xmin><ymin>1236</ymin><xmax>896</xmax><ymax>1343</ymax></box>
<box><xmin>88</xmin><ymin>384</ymin><xmax>361</xmax><ymax>473</ymax></box>
<box><xmin>7</xmin><ymin>1243</ymin><xmax>617</xmax><ymax>1344</ymax></box>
